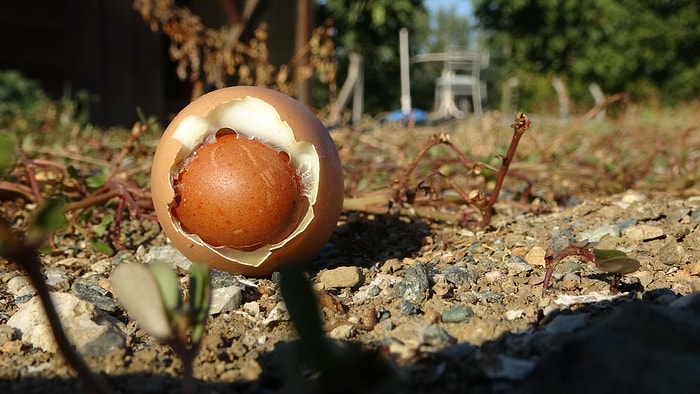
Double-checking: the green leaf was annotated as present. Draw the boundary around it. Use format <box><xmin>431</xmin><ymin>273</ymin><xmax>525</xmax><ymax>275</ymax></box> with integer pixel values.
<box><xmin>0</xmin><ymin>133</ymin><xmax>17</xmax><ymax>176</ymax></box>
<box><xmin>90</xmin><ymin>239</ymin><xmax>114</xmax><ymax>256</ymax></box>
<box><xmin>85</xmin><ymin>167</ymin><xmax>109</xmax><ymax>189</ymax></box>
<box><xmin>592</xmin><ymin>248</ymin><xmax>628</xmax><ymax>261</ymax></box>
<box><xmin>598</xmin><ymin>257</ymin><xmax>641</xmax><ymax>274</ymax></box>
<box><xmin>26</xmin><ymin>198</ymin><xmax>67</xmax><ymax>246</ymax></box>
<box><xmin>188</xmin><ymin>263</ymin><xmax>211</xmax><ymax>344</ymax></box>
<box><xmin>148</xmin><ymin>261</ymin><xmax>183</xmax><ymax>315</ymax></box>
<box><xmin>92</xmin><ymin>214</ymin><xmax>114</xmax><ymax>236</ymax></box>
<box><xmin>66</xmin><ymin>165</ymin><xmax>80</xmax><ymax>180</ymax></box>
<box><xmin>111</xmin><ymin>263</ymin><xmax>174</xmax><ymax>341</ymax></box>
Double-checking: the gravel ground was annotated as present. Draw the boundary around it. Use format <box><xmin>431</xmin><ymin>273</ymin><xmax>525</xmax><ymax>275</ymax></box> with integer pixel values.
<box><xmin>1</xmin><ymin>111</ymin><xmax>699</xmax><ymax>393</ymax></box>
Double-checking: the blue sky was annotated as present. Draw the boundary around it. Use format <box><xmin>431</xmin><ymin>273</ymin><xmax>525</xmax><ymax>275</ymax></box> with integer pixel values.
<box><xmin>424</xmin><ymin>0</ymin><xmax>473</xmax><ymax>18</ymax></box>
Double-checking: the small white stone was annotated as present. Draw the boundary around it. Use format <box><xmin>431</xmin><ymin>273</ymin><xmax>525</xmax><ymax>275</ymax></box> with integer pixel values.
<box><xmin>243</xmin><ymin>301</ymin><xmax>260</xmax><ymax>317</ymax></box>
<box><xmin>7</xmin><ymin>275</ymin><xmax>35</xmax><ymax>299</ymax></box>
<box><xmin>328</xmin><ymin>324</ymin><xmax>356</xmax><ymax>339</ymax></box>
<box><xmin>625</xmin><ymin>225</ymin><xmax>664</xmax><ymax>241</ymax></box>
<box><xmin>209</xmin><ymin>285</ymin><xmax>243</xmax><ymax>315</ymax></box>
<box><xmin>505</xmin><ymin>309</ymin><xmax>524</xmax><ymax>321</ymax></box>
<box><xmin>264</xmin><ymin>302</ymin><xmax>290</xmax><ymax>326</ymax></box>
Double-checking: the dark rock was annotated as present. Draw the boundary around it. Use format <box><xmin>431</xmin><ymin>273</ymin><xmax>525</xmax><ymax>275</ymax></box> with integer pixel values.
<box><xmin>72</xmin><ymin>275</ymin><xmax>119</xmax><ymax>312</ymax></box>
<box><xmin>391</xmin><ymin>262</ymin><xmax>430</xmax><ymax>302</ymax></box>
<box><xmin>399</xmin><ymin>300</ymin><xmax>420</xmax><ymax>316</ymax></box>
<box><xmin>419</xmin><ymin>323</ymin><xmax>456</xmax><ymax>347</ymax></box>
<box><xmin>519</xmin><ymin>302</ymin><xmax>700</xmax><ymax>394</ymax></box>
<box><xmin>443</xmin><ymin>266</ymin><xmax>479</xmax><ymax>285</ymax></box>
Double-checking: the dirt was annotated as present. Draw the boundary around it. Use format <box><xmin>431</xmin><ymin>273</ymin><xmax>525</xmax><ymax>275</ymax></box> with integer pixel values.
<box><xmin>0</xmin><ymin>109</ymin><xmax>699</xmax><ymax>393</ymax></box>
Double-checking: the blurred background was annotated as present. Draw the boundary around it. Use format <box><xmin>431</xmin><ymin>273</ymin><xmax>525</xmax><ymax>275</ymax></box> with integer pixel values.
<box><xmin>0</xmin><ymin>0</ymin><xmax>697</xmax><ymax>126</ymax></box>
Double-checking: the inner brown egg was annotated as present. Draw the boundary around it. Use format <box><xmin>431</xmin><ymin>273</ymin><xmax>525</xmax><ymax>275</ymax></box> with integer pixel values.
<box><xmin>171</xmin><ymin>130</ymin><xmax>309</xmax><ymax>251</ymax></box>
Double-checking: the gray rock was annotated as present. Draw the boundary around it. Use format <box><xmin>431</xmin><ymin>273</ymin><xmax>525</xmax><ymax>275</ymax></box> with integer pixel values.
<box><xmin>399</xmin><ymin>300</ymin><xmax>420</xmax><ymax>316</ymax></box>
<box><xmin>6</xmin><ymin>292</ymin><xmax>125</xmax><ymax>357</ymax></box>
<box><xmin>442</xmin><ymin>266</ymin><xmax>479</xmax><ymax>285</ymax></box>
<box><xmin>320</xmin><ymin>266</ymin><xmax>364</xmax><ymax>288</ymax></box>
<box><xmin>441</xmin><ymin>304</ymin><xmax>474</xmax><ymax>323</ymax></box>
<box><xmin>44</xmin><ymin>267</ymin><xmax>71</xmax><ymax>292</ymax></box>
<box><xmin>578</xmin><ymin>224</ymin><xmax>620</xmax><ymax>243</ymax></box>
<box><xmin>72</xmin><ymin>275</ymin><xmax>119</xmax><ymax>313</ymax></box>
<box><xmin>419</xmin><ymin>323</ymin><xmax>456</xmax><ymax>347</ymax></box>
<box><xmin>548</xmin><ymin>228</ymin><xmax>576</xmax><ymax>254</ymax></box>
<box><xmin>209</xmin><ymin>285</ymin><xmax>243</xmax><ymax>315</ymax></box>
<box><xmin>392</xmin><ymin>262</ymin><xmax>430</xmax><ymax>302</ymax></box>
<box><xmin>505</xmin><ymin>256</ymin><xmax>533</xmax><ymax>275</ymax></box>
<box><xmin>143</xmin><ymin>244</ymin><xmax>192</xmax><ymax>270</ymax></box>
<box><xmin>210</xmin><ymin>269</ymin><xmax>239</xmax><ymax>288</ymax></box>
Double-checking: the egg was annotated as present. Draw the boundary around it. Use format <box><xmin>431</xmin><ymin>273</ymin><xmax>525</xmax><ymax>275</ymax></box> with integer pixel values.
<box><xmin>151</xmin><ymin>86</ymin><xmax>344</xmax><ymax>276</ymax></box>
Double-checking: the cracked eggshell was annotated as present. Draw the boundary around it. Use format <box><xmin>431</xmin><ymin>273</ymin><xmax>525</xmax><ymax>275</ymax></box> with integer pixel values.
<box><xmin>151</xmin><ymin>86</ymin><xmax>344</xmax><ymax>276</ymax></box>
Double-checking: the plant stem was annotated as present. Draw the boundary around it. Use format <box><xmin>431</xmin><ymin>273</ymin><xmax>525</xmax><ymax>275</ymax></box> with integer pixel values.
<box><xmin>474</xmin><ymin>112</ymin><xmax>531</xmax><ymax>229</ymax></box>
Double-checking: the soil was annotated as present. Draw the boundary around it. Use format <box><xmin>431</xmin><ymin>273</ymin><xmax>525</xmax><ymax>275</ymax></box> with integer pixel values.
<box><xmin>0</xmin><ymin>109</ymin><xmax>699</xmax><ymax>394</ymax></box>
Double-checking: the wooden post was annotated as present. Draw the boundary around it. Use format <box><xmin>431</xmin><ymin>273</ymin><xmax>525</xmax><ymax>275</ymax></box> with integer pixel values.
<box><xmin>328</xmin><ymin>52</ymin><xmax>363</xmax><ymax>125</ymax></box>
<box><xmin>399</xmin><ymin>28</ymin><xmax>412</xmax><ymax>116</ymax></box>
<box><xmin>552</xmin><ymin>77</ymin><xmax>570</xmax><ymax>118</ymax></box>
<box><xmin>589</xmin><ymin>83</ymin><xmax>606</xmax><ymax>121</ymax></box>
<box><xmin>295</xmin><ymin>0</ymin><xmax>312</xmax><ymax>105</ymax></box>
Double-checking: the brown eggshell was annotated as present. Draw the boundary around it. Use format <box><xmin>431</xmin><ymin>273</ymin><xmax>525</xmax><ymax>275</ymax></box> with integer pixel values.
<box><xmin>151</xmin><ymin>86</ymin><xmax>344</xmax><ymax>276</ymax></box>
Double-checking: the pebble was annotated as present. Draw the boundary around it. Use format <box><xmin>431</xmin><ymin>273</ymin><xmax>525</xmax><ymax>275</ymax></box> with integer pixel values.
<box><xmin>505</xmin><ymin>309</ymin><xmax>524</xmax><ymax>321</ymax></box>
<box><xmin>243</xmin><ymin>301</ymin><xmax>261</xmax><ymax>317</ymax></box>
<box><xmin>558</xmin><ymin>273</ymin><xmax>581</xmax><ymax>291</ymax></box>
<box><xmin>659</xmin><ymin>241</ymin><xmax>687</xmax><ymax>266</ymax></box>
<box><xmin>143</xmin><ymin>244</ymin><xmax>192</xmax><ymax>270</ymax></box>
<box><xmin>686</xmin><ymin>262</ymin><xmax>700</xmax><ymax>276</ymax></box>
<box><xmin>484</xmin><ymin>270</ymin><xmax>503</xmax><ymax>283</ymax></box>
<box><xmin>209</xmin><ymin>285</ymin><xmax>243</xmax><ymax>315</ymax></box>
<box><xmin>631</xmin><ymin>270</ymin><xmax>654</xmax><ymax>287</ymax></box>
<box><xmin>263</xmin><ymin>302</ymin><xmax>290</xmax><ymax>326</ymax></box>
<box><xmin>7</xmin><ymin>275</ymin><xmax>35</xmax><ymax>300</ymax></box>
<box><xmin>578</xmin><ymin>224</ymin><xmax>620</xmax><ymax>243</ymax></box>
<box><xmin>442</xmin><ymin>266</ymin><xmax>479</xmax><ymax>285</ymax></box>
<box><xmin>399</xmin><ymin>300</ymin><xmax>420</xmax><ymax>315</ymax></box>
<box><xmin>72</xmin><ymin>275</ymin><xmax>120</xmax><ymax>313</ymax></box>
<box><xmin>328</xmin><ymin>324</ymin><xmax>356</xmax><ymax>339</ymax></box>
<box><xmin>686</xmin><ymin>196</ymin><xmax>700</xmax><ymax>208</ymax></box>
<box><xmin>391</xmin><ymin>262</ymin><xmax>430</xmax><ymax>302</ymax></box>
<box><xmin>319</xmin><ymin>266</ymin><xmax>363</xmax><ymax>289</ymax></box>
<box><xmin>210</xmin><ymin>270</ymin><xmax>240</xmax><ymax>288</ymax></box>
<box><xmin>525</xmin><ymin>246</ymin><xmax>546</xmax><ymax>267</ymax></box>
<box><xmin>45</xmin><ymin>267</ymin><xmax>71</xmax><ymax>292</ymax></box>
<box><xmin>625</xmin><ymin>224</ymin><xmax>665</xmax><ymax>241</ymax></box>
<box><xmin>419</xmin><ymin>323</ymin><xmax>456</xmax><ymax>347</ymax></box>
<box><xmin>505</xmin><ymin>256</ymin><xmax>533</xmax><ymax>275</ymax></box>
<box><xmin>441</xmin><ymin>304</ymin><xmax>474</xmax><ymax>323</ymax></box>
<box><xmin>6</xmin><ymin>291</ymin><xmax>125</xmax><ymax>357</ymax></box>
<box><xmin>353</xmin><ymin>274</ymin><xmax>401</xmax><ymax>303</ymax></box>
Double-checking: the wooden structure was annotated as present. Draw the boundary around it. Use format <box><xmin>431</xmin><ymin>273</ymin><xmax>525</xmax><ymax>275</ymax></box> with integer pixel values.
<box><xmin>413</xmin><ymin>50</ymin><xmax>489</xmax><ymax>118</ymax></box>
<box><xmin>0</xmin><ymin>0</ymin><xmax>309</xmax><ymax>126</ymax></box>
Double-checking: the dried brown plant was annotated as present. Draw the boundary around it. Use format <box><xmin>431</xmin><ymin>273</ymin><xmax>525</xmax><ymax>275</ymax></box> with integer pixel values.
<box><xmin>133</xmin><ymin>0</ymin><xmax>337</xmax><ymax>100</ymax></box>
